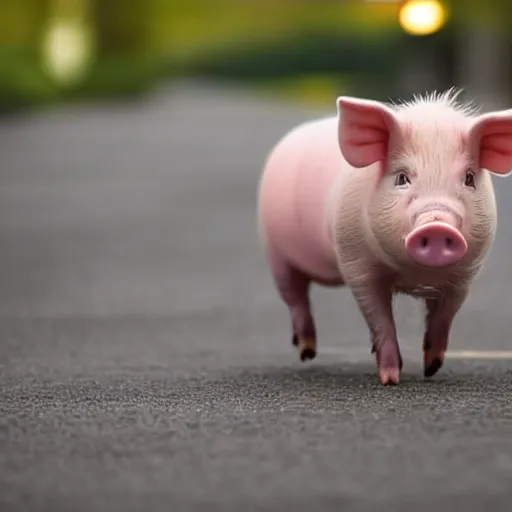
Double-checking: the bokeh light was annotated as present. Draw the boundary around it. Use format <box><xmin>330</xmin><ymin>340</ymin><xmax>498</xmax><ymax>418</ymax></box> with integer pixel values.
<box><xmin>398</xmin><ymin>0</ymin><xmax>447</xmax><ymax>36</ymax></box>
<box><xmin>40</xmin><ymin>0</ymin><xmax>95</xmax><ymax>87</ymax></box>
<box><xmin>42</xmin><ymin>18</ymin><xmax>94</xmax><ymax>86</ymax></box>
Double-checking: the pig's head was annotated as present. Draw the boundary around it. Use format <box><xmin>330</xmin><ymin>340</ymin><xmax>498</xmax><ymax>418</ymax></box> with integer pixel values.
<box><xmin>336</xmin><ymin>89</ymin><xmax>512</xmax><ymax>274</ymax></box>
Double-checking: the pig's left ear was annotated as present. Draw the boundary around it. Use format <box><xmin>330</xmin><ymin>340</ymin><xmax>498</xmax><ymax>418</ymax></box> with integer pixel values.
<box><xmin>468</xmin><ymin>110</ymin><xmax>512</xmax><ymax>176</ymax></box>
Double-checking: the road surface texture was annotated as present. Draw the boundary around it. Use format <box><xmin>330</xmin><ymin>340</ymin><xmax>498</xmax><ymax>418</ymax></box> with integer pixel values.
<box><xmin>1</xmin><ymin>81</ymin><xmax>512</xmax><ymax>512</ymax></box>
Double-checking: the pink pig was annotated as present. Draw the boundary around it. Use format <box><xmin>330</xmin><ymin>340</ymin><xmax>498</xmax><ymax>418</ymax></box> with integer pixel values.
<box><xmin>257</xmin><ymin>89</ymin><xmax>512</xmax><ymax>385</ymax></box>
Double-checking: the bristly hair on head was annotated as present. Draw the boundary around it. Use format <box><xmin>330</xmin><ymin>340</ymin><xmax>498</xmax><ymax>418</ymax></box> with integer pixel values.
<box><xmin>387</xmin><ymin>87</ymin><xmax>482</xmax><ymax>117</ymax></box>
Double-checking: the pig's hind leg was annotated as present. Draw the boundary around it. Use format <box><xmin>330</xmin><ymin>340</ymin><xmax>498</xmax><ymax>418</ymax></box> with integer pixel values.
<box><xmin>266</xmin><ymin>247</ymin><xmax>317</xmax><ymax>362</ymax></box>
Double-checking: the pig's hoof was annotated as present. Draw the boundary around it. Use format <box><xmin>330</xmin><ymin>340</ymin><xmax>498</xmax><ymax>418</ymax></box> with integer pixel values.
<box><xmin>298</xmin><ymin>339</ymin><xmax>316</xmax><ymax>362</ymax></box>
<box><xmin>378</xmin><ymin>368</ymin><xmax>400</xmax><ymax>385</ymax></box>
<box><xmin>424</xmin><ymin>350</ymin><xmax>445</xmax><ymax>377</ymax></box>
<box><xmin>292</xmin><ymin>334</ymin><xmax>299</xmax><ymax>347</ymax></box>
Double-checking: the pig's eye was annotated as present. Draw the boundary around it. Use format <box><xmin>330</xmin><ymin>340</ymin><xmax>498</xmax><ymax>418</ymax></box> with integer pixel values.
<box><xmin>464</xmin><ymin>170</ymin><xmax>476</xmax><ymax>189</ymax></box>
<box><xmin>395</xmin><ymin>171</ymin><xmax>411</xmax><ymax>188</ymax></box>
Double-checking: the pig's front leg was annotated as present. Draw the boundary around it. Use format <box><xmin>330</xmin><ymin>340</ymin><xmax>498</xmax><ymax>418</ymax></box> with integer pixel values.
<box><xmin>423</xmin><ymin>287</ymin><xmax>468</xmax><ymax>377</ymax></box>
<box><xmin>351</xmin><ymin>279</ymin><xmax>402</xmax><ymax>385</ymax></box>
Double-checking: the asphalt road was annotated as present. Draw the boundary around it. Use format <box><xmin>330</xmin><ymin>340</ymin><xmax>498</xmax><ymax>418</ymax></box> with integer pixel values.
<box><xmin>1</xmin><ymin>81</ymin><xmax>512</xmax><ymax>512</ymax></box>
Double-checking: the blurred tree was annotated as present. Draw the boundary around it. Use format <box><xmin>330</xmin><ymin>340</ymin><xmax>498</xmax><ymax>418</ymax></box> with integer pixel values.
<box><xmin>91</xmin><ymin>0</ymin><xmax>155</xmax><ymax>57</ymax></box>
<box><xmin>450</xmin><ymin>0</ymin><xmax>512</xmax><ymax>28</ymax></box>
<box><xmin>448</xmin><ymin>0</ymin><xmax>512</xmax><ymax>107</ymax></box>
<box><xmin>60</xmin><ymin>0</ymin><xmax>162</xmax><ymax>99</ymax></box>
<box><xmin>0</xmin><ymin>0</ymin><xmax>57</xmax><ymax>113</ymax></box>
<box><xmin>0</xmin><ymin>0</ymin><xmax>49</xmax><ymax>50</ymax></box>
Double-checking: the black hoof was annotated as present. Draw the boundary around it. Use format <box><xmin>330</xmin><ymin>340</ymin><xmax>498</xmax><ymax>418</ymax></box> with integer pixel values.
<box><xmin>292</xmin><ymin>334</ymin><xmax>299</xmax><ymax>346</ymax></box>
<box><xmin>300</xmin><ymin>347</ymin><xmax>316</xmax><ymax>361</ymax></box>
<box><xmin>424</xmin><ymin>358</ymin><xmax>443</xmax><ymax>378</ymax></box>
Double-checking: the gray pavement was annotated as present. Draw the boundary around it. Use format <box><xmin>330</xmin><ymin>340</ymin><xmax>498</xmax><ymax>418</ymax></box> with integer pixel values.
<box><xmin>1</xmin><ymin>80</ymin><xmax>512</xmax><ymax>512</ymax></box>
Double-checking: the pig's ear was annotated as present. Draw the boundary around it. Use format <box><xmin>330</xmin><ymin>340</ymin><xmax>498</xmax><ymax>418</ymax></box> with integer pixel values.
<box><xmin>468</xmin><ymin>110</ymin><xmax>512</xmax><ymax>176</ymax></box>
<box><xmin>336</xmin><ymin>96</ymin><xmax>399</xmax><ymax>168</ymax></box>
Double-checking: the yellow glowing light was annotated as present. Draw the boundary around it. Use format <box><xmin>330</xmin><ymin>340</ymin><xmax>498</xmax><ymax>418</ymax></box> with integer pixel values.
<box><xmin>398</xmin><ymin>0</ymin><xmax>447</xmax><ymax>36</ymax></box>
<box><xmin>42</xmin><ymin>18</ymin><xmax>95</xmax><ymax>86</ymax></box>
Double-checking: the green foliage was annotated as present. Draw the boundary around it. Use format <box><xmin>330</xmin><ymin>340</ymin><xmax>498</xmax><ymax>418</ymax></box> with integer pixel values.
<box><xmin>0</xmin><ymin>45</ymin><xmax>58</xmax><ymax>114</ymax></box>
<box><xmin>448</xmin><ymin>0</ymin><xmax>512</xmax><ymax>29</ymax></box>
<box><xmin>0</xmin><ymin>0</ymin><xmax>49</xmax><ymax>47</ymax></box>
<box><xmin>91</xmin><ymin>0</ymin><xmax>157</xmax><ymax>56</ymax></box>
<box><xmin>171</xmin><ymin>26</ymin><xmax>458</xmax><ymax>104</ymax></box>
<box><xmin>0</xmin><ymin>0</ymin><xmax>511</xmax><ymax>112</ymax></box>
<box><xmin>177</xmin><ymin>31</ymin><xmax>405</xmax><ymax>81</ymax></box>
<box><xmin>158</xmin><ymin>0</ymin><xmax>399</xmax><ymax>63</ymax></box>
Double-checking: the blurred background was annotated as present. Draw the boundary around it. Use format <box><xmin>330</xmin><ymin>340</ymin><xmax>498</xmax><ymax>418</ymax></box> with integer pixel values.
<box><xmin>1</xmin><ymin>0</ymin><xmax>512</xmax><ymax>114</ymax></box>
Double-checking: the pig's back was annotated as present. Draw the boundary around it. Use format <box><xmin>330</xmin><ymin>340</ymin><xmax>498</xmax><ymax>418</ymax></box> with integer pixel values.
<box><xmin>257</xmin><ymin>116</ymin><xmax>344</xmax><ymax>285</ymax></box>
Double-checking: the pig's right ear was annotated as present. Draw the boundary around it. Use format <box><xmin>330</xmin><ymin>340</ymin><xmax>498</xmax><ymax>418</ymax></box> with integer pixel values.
<box><xmin>336</xmin><ymin>96</ymin><xmax>399</xmax><ymax>169</ymax></box>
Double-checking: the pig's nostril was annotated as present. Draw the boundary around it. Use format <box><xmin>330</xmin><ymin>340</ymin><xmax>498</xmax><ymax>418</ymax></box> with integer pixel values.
<box><xmin>419</xmin><ymin>236</ymin><xmax>455</xmax><ymax>249</ymax></box>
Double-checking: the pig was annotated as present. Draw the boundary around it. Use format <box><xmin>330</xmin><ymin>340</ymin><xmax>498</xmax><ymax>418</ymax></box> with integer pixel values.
<box><xmin>257</xmin><ymin>88</ymin><xmax>512</xmax><ymax>385</ymax></box>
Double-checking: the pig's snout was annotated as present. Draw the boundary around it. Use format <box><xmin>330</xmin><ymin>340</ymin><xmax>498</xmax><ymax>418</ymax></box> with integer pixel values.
<box><xmin>405</xmin><ymin>222</ymin><xmax>467</xmax><ymax>267</ymax></box>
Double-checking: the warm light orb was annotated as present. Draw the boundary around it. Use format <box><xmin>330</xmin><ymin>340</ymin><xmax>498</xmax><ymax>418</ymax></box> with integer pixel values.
<box><xmin>398</xmin><ymin>0</ymin><xmax>447</xmax><ymax>36</ymax></box>
<box><xmin>42</xmin><ymin>17</ymin><xmax>95</xmax><ymax>86</ymax></box>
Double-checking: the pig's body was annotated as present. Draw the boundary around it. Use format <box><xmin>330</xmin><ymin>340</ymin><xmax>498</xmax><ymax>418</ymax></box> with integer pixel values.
<box><xmin>257</xmin><ymin>89</ymin><xmax>512</xmax><ymax>385</ymax></box>
<box><xmin>258</xmin><ymin>117</ymin><xmax>345</xmax><ymax>288</ymax></box>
